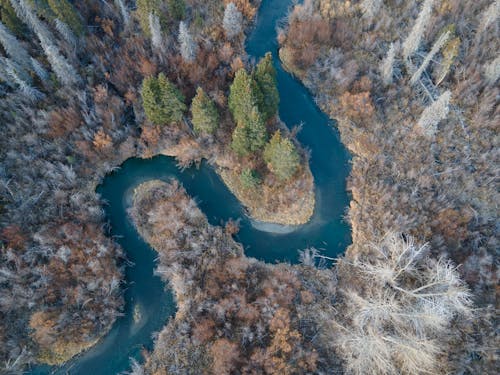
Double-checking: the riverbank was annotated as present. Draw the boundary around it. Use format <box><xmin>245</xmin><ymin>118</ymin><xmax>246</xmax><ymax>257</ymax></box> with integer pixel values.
<box><xmin>0</xmin><ymin>0</ymin><xmax>316</xmax><ymax>369</ymax></box>
<box><xmin>279</xmin><ymin>0</ymin><xmax>498</xmax><ymax>372</ymax></box>
<box><xmin>129</xmin><ymin>179</ymin><xmax>337</xmax><ymax>373</ymax></box>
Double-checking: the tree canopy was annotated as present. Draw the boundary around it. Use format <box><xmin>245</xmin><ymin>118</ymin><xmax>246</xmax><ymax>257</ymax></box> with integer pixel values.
<box><xmin>229</xmin><ymin>69</ymin><xmax>268</xmax><ymax>155</ymax></box>
<box><xmin>190</xmin><ymin>87</ymin><xmax>219</xmax><ymax>134</ymax></box>
<box><xmin>47</xmin><ymin>0</ymin><xmax>83</xmax><ymax>35</ymax></box>
<box><xmin>141</xmin><ymin>73</ymin><xmax>186</xmax><ymax>125</ymax></box>
<box><xmin>254</xmin><ymin>52</ymin><xmax>279</xmax><ymax>120</ymax></box>
<box><xmin>263</xmin><ymin>131</ymin><xmax>300</xmax><ymax>181</ymax></box>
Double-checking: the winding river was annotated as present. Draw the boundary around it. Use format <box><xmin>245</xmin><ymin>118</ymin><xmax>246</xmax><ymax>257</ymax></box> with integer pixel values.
<box><xmin>30</xmin><ymin>0</ymin><xmax>350</xmax><ymax>373</ymax></box>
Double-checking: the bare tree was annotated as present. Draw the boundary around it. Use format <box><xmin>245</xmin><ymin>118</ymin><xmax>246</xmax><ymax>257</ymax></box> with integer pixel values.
<box><xmin>402</xmin><ymin>0</ymin><xmax>435</xmax><ymax>59</ymax></box>
<box><xmin>380</xmin><ymin>43</ymin><xmax>396</xmax><ymax>85</ymax></box>
<box><xmin>9</xmin><ymin>0</ymin><xmax>79</xmax><ymax>85</ymax></box>
<box><xmin>361</xmin><ymin>0</ymin><xmax>383</xmax><ymax>20</ymax></box>
<box><xmin>336</xmin><ymin>233</ymin><xmax>472</xmax><ymax>375</ymax></box>
<box><xmin>478</xmin><ymin>0</ymin><xmax>499</xmax><ymax>34</ymax></box>
<box><xmin>484</xmin><ymin>54</ymin><xmax>500</xmax><ymax>83</ymax></box>
<box><xmin>417</xmin><ymin>90</ymin><xmax>451</xmax><ymax>137</ymax></box>
<box><xmin>0</xmin><ymin>21</ymin><xmax>31</xmax><ymax>70</ymax></box>
<box><xmin>178</xmin><ymin>21</ymin><xmax>197</xmax><ymax>62</ymax></box>
<box><xmin>223</xmin><ymin>2</ymin><xmax>243</xmax><ymax>39</ymax></box>
<box><xmin>410</xmin><ymin>31</ymin><xmax>451</xmax><ymax>85</ymax></box>
<box><xmin>149</xmin><ymin>13</ymin><xmax>163</xmax><ymax>52</ymax></box>
<box><xmin>115</xmin><ymin>0</ymin><xmax>130</xmax><ymax>27</ymax></box>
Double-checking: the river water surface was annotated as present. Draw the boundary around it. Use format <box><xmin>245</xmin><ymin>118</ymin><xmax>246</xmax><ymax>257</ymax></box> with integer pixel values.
<box><xmin>31</xmin><ymin>0</ymin><xmax>350</xmax><ymax>373</ymax></box>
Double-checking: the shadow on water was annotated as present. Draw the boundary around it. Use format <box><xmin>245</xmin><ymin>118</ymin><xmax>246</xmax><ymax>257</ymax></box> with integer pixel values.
<box><xmin>29</xmin><ymin>0</ymin><xmax>350</xmax><ymax>373</ymax></box>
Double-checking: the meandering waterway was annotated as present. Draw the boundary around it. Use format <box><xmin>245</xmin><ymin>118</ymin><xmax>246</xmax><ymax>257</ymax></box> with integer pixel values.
<box><xmin>30</xmin><ymin>1</ymin><xmax>350</xmax><ymax>373</ymax></box>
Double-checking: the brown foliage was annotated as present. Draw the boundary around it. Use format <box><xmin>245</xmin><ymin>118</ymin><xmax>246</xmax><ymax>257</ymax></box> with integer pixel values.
<box><xmin>47</xmin><ymin>107</ymin><xmax>82</xmax><ymax>139</ymax></box>
<box><xmin>210</xmin><ymin>338</ymin><xmax>240</xmax><ymax>375</ymax></box>
<box><xmin>1</xmin><ymin>225</ymin><xmax>27</xmax><ymax>250</ymax></box>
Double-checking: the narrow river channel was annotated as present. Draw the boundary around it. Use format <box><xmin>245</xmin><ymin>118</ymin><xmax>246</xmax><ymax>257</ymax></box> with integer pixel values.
<box><xmin>30</xmin><ymin>0</ymin><xmax>350</xmax><ymax>373</ymax></box>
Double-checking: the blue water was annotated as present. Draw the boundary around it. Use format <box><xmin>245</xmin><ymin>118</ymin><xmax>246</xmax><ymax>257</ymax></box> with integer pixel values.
<box><xmin>29</xmin><ymin>0</ymin><xmax>350</xmax><ymax>373</ymax></box>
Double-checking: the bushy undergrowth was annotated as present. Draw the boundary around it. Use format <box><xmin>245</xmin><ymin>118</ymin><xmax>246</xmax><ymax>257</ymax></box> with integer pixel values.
<box><xmin>280</xmin><ymin>0</ymin><xmax>498</xmax><ymax>372</ymax></box>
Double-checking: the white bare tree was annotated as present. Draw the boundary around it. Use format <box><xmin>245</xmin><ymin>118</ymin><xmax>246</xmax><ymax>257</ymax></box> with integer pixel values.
<box><xmin>30</xmin><ymin>57</ymin><xmax>49</xmax><ymax>82</ymax></box>
<box><xmin>402</xmin><ymin>0</ymin><xmax>435</xmax><ymax>59</ymax></box>
<box><xmin>484</xmin><ymin>54</ymin><xmax>500</xmax><ymax>83</ymax></box>
<box><xmin>0</xmin><ymin>21</ymin><xmax>31</xmax><ymax>70</ymax></box>
<box><xmin>55</xmin><ymin>19</ymin><xmax>77</xmax><ymax>51</ymax></box>
<box><xmin>336</xmin><ymin>233</ymin><xmax>472</xmax><ymax>375</ymax></box>
<box><xmin>178</xmin><ymin>21</ymin><xmax>197</xmax><ymax>62</ymax></box>
<box><xmin>478</xmin><ymin>0</ymin><xmax>499</xmax><ymax>34</ymax></box>
<box><xmin>380</xmin><ymin>43</ymin><xmax>396</xmax><ymax>85</ymax></box>
<box><xmin>417</xmin><ymin>90</ymin><xmax>451</xmax><ymax>137</ymax></box>
<box><xmin>361</xmin><ymin>0</ymin><xmax>383</xmax><ymax>20</ymax></box>
<box><xmin>410</xmin><ymin>30</ymin><xmax>451</xmax><ymax>85</ymax></box>
<box><xmin>149</xmin><ymin>13</ymin><xmax>163</xmax><ymax>52</ymax></box>
<box><xmin>223</xmin><ymin>2</ymin><xmax>243</xmax><ymax>39</ymax></box>
<box><xmin>9</xmin><ymin>0</ymin><xmax>79</xmax><ymax>85</ymax></box>
<box><xmin>115</xmin><ymin>0</ymin><xmax>130</xmax><ymax>27</ymax></box>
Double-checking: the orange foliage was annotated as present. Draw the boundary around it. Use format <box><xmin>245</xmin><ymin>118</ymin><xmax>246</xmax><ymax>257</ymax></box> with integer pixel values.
<box><xmin>210</xmin><ymin>338</ymin><xmax>240</xmax><ymax>375</ymax></box>
<box><xmin>224</xmin><ymin>0</ymin><xmax>257</xmax><ymax>19</ymax></box>
<box><xmin>338</xmin><ymin>91</ymin><xmax>375</xmax><ymax>123</ymax></box>
<box><xmin>93</xmin><ymin>129</ymin><xmax>113</xmax><ymax>150</ymax></box>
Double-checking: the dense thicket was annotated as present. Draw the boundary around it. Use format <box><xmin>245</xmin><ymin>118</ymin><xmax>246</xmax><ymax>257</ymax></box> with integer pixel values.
<box><xmin>280</xmin><ymin>0</ymin><xmax>498</xmax><ymax>372</ymax></box>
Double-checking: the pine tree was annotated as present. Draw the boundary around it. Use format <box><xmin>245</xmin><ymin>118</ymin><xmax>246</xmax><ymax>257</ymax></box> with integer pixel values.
<box><xmin>263</xmin><ymin>131</ymin><xmax>300</xmax><ymax>181</ymax></box>
<box><xmin>229</xmin><ymin>68</ymin><xmax>260</xmax><ymax>125</ymax></box>
<box><xmin>47</xmin><ymin>0</ymin><xmax>83</xmax><ymax>35</ymax></box>
<box><xmin>239</xmin><ymin>168</ymin><xmax>261</xmax><ymax>189</ymax></box>
<box><xmin>178</xmin><ymin>21</ymin><xmax>197</xmax><ymax>62</ymax></box>
<box><xmin>254</xmin><ymin>52</ymin><xmax>279</xmax><ymax>120</ymax></box>
<box><xmin>141</xmin><ymin>73</ymin><xmax>186</xmax><ymax>125</ymax></box>
<box><xmin>223</xmin><ymin>2</ymin><xmax>242</xmax><ymax>39</ymax></box>
<box><xmin>136</xmin><ymin>0</ymin><xmax>161</xmax><ymax>37</ymax></box>
<box><xmin>167</xmin><ymin>0</ymin><xmax>185</xmax><ymax>20</ymax></box>
<box><xmin>231</xmin><ymin>106</ymin><xmax>266</xmax><ymax>155</ymax></box>
<box><xmin>191</xmin><ymin>87</ymin><xmax>219</xmax><ymax>134</ymax></box>
<box><xmin>229</xmin><ymin>69</ymin><xmax>268</xmax><ymax>155</ymax></box>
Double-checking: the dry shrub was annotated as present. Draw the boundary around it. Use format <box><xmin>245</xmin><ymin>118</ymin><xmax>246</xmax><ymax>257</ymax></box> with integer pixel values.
<box><xmin>47</xmin><ymin>107</ymin><xmax>82</xmax><ymax>139</ymax></box>
<box><xmin>0</xmin><ymin>225</ymin><xmax>27</xmax><ymax>249</ymax></box>
<box><xmin>93</xmin><ymin>129</ymin><xmax>113</xmax><ymax>150</ymax></box>
<box><xmin>224</xmin><ymin>0</ymin><xmax>257</xmax><ymax>19</ymax></box>
<box><xmin>338</xmin><ymin>91</ymin><xmax>375</xmax><ymax>123</ymax></box>
<box><xmin>210</xmin><ymin>338</ymin><xmax>240</xmax><ymax>374</ymax></box>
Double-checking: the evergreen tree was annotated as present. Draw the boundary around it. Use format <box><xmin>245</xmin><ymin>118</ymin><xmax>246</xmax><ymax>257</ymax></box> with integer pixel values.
<box><xmin>263</xmin><ymin>131</ymin><xmax>300</xmax><ymax>181</ymax></box>
<box><xmin>141</xmin><ymin>73</ymin><xmax>186</xmax><ymax>125</ymax></box>
<box><xmin>228</xmin><ymin>68</ymin><xmax>260</xmax><ymax>124</ymax></box>
<box><xmin>47</xmin><ymin>0</ymin><xmax>83</xmax><ymax>35</ymax></box>
<box><xmin>231</xmin><ymin>105</ymin><xmax>266</xmax><ymax>155</ymax></box>
<box><xmin>254</xmin><ymin>52</ymin><xmax>279</xmax><ymax>121</ymax></box>
<box><xmin>229</xmin><ymin>69</ymin><xmax>267</xmax><ymax>155</ymax></box>
<box><xmin>167</xmin><ymin>0</ymin><xmax>185</xmax><ymax>20</ymax></box>
<box><xmin>239</xmin><ymin>168</ymin><xmax>261</xmax><ymax>190</ymax></box>
<box><xmin>191</xmin><ymin>87</ymin><xmax>219</xmax><ymax>134</ymax></box>
<box><xmin>136</xmin><ymin>0</ymin><xmax>161</xmax><ymax>37</ymax></box>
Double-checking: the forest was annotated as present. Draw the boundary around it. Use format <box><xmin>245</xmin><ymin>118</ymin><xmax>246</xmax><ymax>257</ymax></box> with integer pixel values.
<box><xmin>0</xmin><ymin>0</ymin><xmax>316</xmax><ymax>370</ymax></box>
<box><xmin>0</xmin><ymin>0</ymin><xmax>498</xmax><ymax>374</ymax></box>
